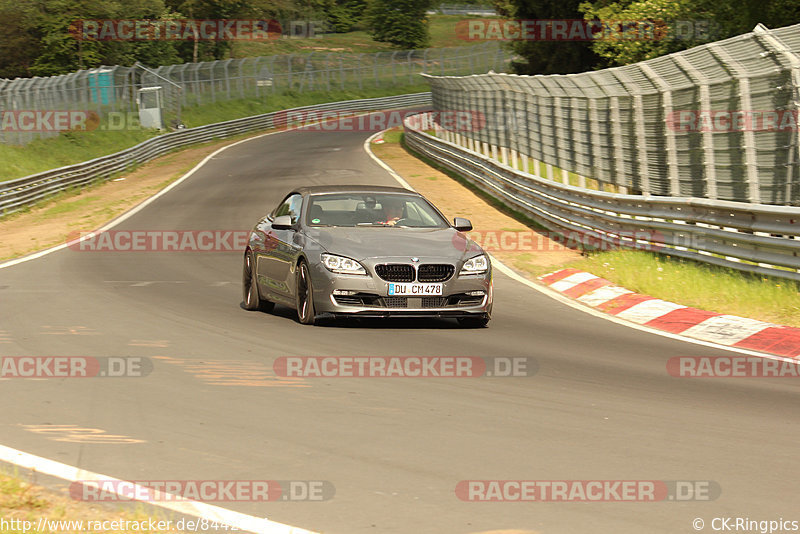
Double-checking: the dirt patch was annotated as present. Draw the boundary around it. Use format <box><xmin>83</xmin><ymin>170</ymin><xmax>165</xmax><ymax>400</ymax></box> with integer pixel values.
<box><xmin>0</xmin><ymin>135</ymin><xmax>266</xmax><ymax>261</ymax></box>
<box><xmin>370</xmin><ymin>131</ymin><xmax>582</xmax><ymax>280</ymax></box>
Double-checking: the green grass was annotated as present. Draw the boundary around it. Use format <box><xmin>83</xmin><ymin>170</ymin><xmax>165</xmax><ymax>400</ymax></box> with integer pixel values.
<box><xmin>232</xmin><ymin>15</ymin><xmax>495</xmax><ymax>57</ymax></box>
<box><xmin>41</xmin><ymin>196</ymin><xmax>100</xmax><ymax>216</ymax></box>
<box><xmin>555</xmin><ymin>250</ymin><xmax>800</xmax><ymax>327</ymax></box>
<box><xmin>379</xmin><ymin>129</ymin><xmax>404</xmax><ymax>144</ymax></box>
<box><xmin>181</xmin><ymin>84</ymin><xmax>427</xmax><ymax>128</ymax></box>
<box><xmin>0</xmin><ymin>83</ymin><xmax>428</xmax><ymax>182</ymax></box>
<box><xmin>0</xmin><ymin>128</ymin><xmax>158</xmax><ymax>183</ymax></box>
<box><xmin>0</xmin><ymin>469</ymin><xmax>186</xmax><ymax>534</ymax></box>
<box><xmin>0</xmin><ymin>471</ymin><xmax>48</xmax><ymax>512</ymax></box>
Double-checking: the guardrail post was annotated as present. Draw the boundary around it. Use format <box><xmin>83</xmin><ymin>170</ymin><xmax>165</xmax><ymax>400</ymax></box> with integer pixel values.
<box><xmin>753</xmin><ymin>24</ymin><xmax>800</xmax><ymax>205</ymax></box>
<box><xmin>673</xmin><ymin>55</ymin><xmax>719</xmax><ymax>199</ymax></box>
<box><xmin>611</xmin><ymin>70</ymin><xmax>651</xmax><ymax>195</ymax></box>
<box><xmin>639</xmin><ymin>63</ymin><xmax>681</xmax><ymax>197</ymax></box>
<box><xmin>708</xmin><ymin>44</ymin><xmax>761</xmax><ymax>203</ymax></box>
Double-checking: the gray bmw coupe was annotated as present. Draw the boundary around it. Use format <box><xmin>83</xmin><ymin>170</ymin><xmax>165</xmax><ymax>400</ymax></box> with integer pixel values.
<box><xmin>242</xmin><ymin>185</ymin><xmax>492</xmax><ymax>326</ymax></box>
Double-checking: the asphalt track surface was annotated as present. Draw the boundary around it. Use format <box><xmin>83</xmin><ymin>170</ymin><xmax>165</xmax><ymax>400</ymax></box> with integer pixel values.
<box><xmin>1</xmin><ymin>122</ymin><xmax>798</xmax><ymax>534</ymax></box>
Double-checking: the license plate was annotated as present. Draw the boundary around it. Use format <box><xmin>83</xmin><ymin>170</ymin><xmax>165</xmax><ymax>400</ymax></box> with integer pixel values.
<box><xmin>388</xmin><ymin>283</ymin><xmax>442</xmax><ymax>296</ymax></box>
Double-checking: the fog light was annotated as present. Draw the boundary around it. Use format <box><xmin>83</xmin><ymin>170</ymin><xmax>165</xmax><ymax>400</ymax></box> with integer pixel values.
<box><xmin>466</xmin><ymin>290</ymin><xmax>485</xmax><ymax>296</ymax></box>
<box><xmin>333</xmin><ymin>289</ymin><xmax>357</xmax><ymax>296</ymax></box>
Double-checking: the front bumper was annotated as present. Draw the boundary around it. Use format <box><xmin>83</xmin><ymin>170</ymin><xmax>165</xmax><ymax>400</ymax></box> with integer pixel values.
<box><xmin>310</xmin><ymin>258</ymin><xmax>492</xmax><ymax>318</ymax></box>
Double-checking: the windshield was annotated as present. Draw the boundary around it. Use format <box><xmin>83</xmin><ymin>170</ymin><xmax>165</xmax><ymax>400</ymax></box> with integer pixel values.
<box><xmin>305</xmin><ymin>193</ymin><xmax>449</xmax><ymax>228</ymax></box>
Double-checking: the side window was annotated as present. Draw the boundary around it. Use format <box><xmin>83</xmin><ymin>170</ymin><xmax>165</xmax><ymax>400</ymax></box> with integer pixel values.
<box><xmin>273</xmin><ymin>194</ymin><xmax>303</xmax><ymax>224</ymax></box>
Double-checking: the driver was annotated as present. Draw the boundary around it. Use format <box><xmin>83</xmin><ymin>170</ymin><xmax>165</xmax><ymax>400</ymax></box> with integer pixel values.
<box><xmin>380</xmin><ymin>197</ymin><xmax>404</xmax><ymax>225</ymax></box>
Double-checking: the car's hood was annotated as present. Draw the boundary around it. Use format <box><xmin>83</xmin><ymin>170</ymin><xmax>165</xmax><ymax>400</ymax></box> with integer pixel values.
<box><xmin>306</xmin><ymin>226</ymin><xmax>480</xmax><ymax>261</ymax></box>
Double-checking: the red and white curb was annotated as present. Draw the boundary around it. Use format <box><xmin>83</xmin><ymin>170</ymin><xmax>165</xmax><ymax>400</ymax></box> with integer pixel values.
<box><xmin>540</xmin><ymin>269</ymin><xmax>800</xmax><ymax>359</ymax></box>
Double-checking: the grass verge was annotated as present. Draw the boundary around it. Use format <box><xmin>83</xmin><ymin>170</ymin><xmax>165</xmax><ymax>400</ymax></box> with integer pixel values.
<box><xmin>0</xmin><ymin>469</ymin><xmax>183</xmax><ymax>533</ymax></box>
<box><xmin>0</xmin><ymin>133</ymin><xmax>262</xmax><ymax>261</ymax></box>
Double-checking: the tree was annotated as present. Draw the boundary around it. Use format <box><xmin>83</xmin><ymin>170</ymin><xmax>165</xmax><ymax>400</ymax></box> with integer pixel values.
<box><xmin>0</xmin><ymin>0</ymin><xmax>41</xmax><ymax>78</ymax></box>
<box><xmin>578</xmin><ymin>0</ymin><xmax>800</xmax><ymax>68</ymax></box>
<box><xmin>492</xmin><ymin>0</ymin><xmax>600</xmax><ymax>75</ymax></box>
<box><xmin>365</xmin><ymin>0</ymin><xmax>435</xmax><ymax>49</ymax></box>
<box><xmin>325</xmin><ymin>0</ymin><xmax>368</xmax><ymax>33</ymax></box>
<box><xmin>578</xmin><ymin>0</ymin><xmax>717</xmax><ymax>67</ymax></box>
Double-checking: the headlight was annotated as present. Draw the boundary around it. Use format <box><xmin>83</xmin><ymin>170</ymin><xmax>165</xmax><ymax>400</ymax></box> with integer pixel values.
<box><xmin>321</xmin><ymin>253</ymin><xmax>367</xmax><ymax>275</ymax></box>
<box><xmin>459</xmin><ymin>254</ymin><xmax>489</xmax><ymax>275</ymax></box>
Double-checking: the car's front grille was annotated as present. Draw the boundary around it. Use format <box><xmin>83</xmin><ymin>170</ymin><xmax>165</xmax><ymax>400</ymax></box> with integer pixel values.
<box><xmin>421</xmin><ymin>297</ymin><xmax>447</xmax><ymax>308</ymax></box>
<box><xmin>417</xmin><ymin>264</ymin><xmax>455</xmax><ymax>282</ymax></box>
<box><xmin>375</xmin><ymin>264</ymin><xmax>415</xmax><ymax>282</ymax></box>
<box><xmin>383</xmin><ymin>297</ymin><xmax>408</xmax><ymax>308</ymax></box>
<box><xmin>380</xmin><ymin>297</ymin><xmax>447</xmax><ymax>308</ymax></box>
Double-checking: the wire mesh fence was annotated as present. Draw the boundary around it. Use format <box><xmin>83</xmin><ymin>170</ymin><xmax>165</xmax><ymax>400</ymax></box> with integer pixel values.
<box><xmin>424</xmin><ymin>24</ymin><xmax>800</xmax><ymax>206</ymax></box>
<box><xmin>0</xmin><ymin>42</ymin><xmax>510</xmax><ymax>146</ymax></box>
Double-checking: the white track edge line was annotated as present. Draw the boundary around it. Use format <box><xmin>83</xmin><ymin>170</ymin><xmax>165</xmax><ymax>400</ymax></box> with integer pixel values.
<box><xmin>0</xmin><ymin>444</ymin><xmax>318</xmax><ymax>534</ymax></box>
<box><xmin>363</xmin><ymin>128</ymin><xmax>799</xmax><ymax>365</ymax></box>
<box><xmin>0</xmin><ymin>126</ymin><xmax>326</xmax><ymax>534</ymax></box>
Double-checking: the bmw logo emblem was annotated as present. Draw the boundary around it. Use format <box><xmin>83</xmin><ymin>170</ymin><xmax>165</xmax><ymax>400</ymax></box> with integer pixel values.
<box><xmin>411</xmin><ymin>257</ymin><xmax>420</xmax><ymax>262</ymax></box>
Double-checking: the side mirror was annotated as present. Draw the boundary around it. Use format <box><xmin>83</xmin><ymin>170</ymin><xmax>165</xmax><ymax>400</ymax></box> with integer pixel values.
<box><xmin>453</xmin><ymin>217</ymin><xmax>472</xmax><ymax>232</ymax></box>
<box><xmin>272</xmin><ymin>215</ymin><xmax>293</xmax><ymax>230</ymax></box>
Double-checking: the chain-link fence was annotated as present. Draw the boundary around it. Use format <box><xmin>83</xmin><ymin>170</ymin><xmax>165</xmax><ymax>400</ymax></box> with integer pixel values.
<box><xmin>430</xmin><ymin>4</ymin><xmax>497</xmax><ymax>16</ymax></box>
<box><xmin>425</xmin><ymin>23</ymin><xmax>800</xmax><ymax>206</ymax></box>
<box><xmin>0</xmin><ymin>42</ymin><xmax>509</xmax><ymax>146</ymax></box>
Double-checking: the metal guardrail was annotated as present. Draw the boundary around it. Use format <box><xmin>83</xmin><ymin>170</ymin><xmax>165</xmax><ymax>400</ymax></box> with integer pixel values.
<box><xmin>0</xmin><ymin>92</ymin><xmax>432</xmax><ymax>217</ymax></box>
<box><xmin>404</xmin><ymin>112</ymin><xmax>800</xmax><ymax>281</ymax></box>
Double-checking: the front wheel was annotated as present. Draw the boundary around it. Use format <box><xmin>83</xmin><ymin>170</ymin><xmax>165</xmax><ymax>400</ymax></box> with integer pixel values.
<box><xmin>457</xmin><ymin>316</ymin><xmax>490</xmax><ymax>328</ymax></box>
<box><xmin>243</xmin><ymin>251</ymin><xmax>274</xmax><ymax>312</ymax></box>
<box><xmin>296</xmin><ymin>260</ymin><xmax>316</xmax><ymax>325</ymax></box>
